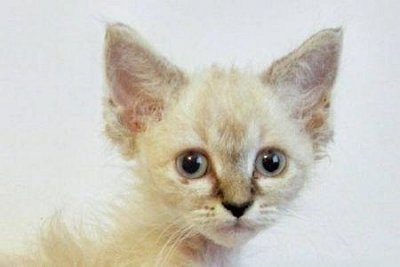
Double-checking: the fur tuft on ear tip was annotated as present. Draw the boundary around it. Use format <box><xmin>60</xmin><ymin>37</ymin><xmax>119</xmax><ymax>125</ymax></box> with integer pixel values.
<box><xmin>105</xmin><ymin>23</ymin><xmax>132</xmax><ymax>45</ymax></box>
<box><xmin>105</xmin><ymin>23</ymin><xmax>150</xmax><ymax>49</ymax></box>
<box><xmin>318</xmin><ymin>27</ymin><xmax>343</xmax><ymax>39</ymax></box>
<box><xmin>106</xmin><ymin>22</ymin><xmax>131</xmax><ymax>35</ymax></box>
<box><xmin>328</xmin><ymin>27</ymin><xmax>344</xmax><ymax>38</ymax></box>
<box><xmin>308</xmin><ymin>27</ymin><xmax>343</xmax><ymax>53</ymax></box>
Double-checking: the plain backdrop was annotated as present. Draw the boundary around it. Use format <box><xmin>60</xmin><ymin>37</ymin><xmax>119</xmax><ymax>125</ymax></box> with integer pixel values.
<box><xmin>1</xmin><ymin>0</ymin><xmax>400</xmax><ymax>266</ymax></box>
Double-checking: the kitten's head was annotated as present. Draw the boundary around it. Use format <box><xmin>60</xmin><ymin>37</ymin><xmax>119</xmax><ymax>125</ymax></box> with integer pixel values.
<box><xmin>104</xmin><ymin>24</ymin><xmax>342</xmax><ymax>247</ymax></box>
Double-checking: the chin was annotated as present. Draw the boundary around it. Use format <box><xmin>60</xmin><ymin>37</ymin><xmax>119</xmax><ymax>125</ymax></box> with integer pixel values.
<box><xmin>202</xmin><ymin>223</ymin><xmax>260</xmax><ymax>248</ymax></box>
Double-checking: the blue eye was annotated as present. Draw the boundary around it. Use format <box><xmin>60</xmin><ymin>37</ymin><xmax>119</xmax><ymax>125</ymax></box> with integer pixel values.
<box><xmin>255</xmin><ymin>149</ymin><xmax>286</xmax><ymax>177</ymax></box>
<box><xmin>176</xmin><ymin>151</ymin><xmax>208</xmax><ymax>179</ymax></box>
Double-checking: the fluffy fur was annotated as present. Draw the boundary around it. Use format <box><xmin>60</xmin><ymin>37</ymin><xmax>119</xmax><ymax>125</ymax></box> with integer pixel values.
<box><xmin>1</xmin><ymin>24</ymin><xmax>342</xmax><ymax>266</ymax></box>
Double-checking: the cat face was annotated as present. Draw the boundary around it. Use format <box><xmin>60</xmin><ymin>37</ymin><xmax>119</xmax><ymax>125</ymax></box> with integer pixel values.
<box><xmin>136</xmin><ymin>70</ymin><xmax>314</xmax><ymax>247</ymax></box>
<box><xmin>104</xmin><ymin>24</ymin><xmax>342</xmax><ymax>247</ymax></box>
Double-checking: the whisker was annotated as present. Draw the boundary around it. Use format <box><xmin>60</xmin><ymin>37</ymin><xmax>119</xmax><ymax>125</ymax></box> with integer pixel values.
<box><xmin>155</xmin><ymin>225</ymin><xmax>194</xmax><ymax>266</ymax></box>
<box><xmin>160</xmin><ymin>225</ymin><xmax>195</xmax><ymax>266</ymax></box>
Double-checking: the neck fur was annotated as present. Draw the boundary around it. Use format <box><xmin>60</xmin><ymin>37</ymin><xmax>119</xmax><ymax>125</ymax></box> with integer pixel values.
<box><xmin>200</xmin><ymin>241</ymin><xmax>239</xmax><ymax>267</ymax></box>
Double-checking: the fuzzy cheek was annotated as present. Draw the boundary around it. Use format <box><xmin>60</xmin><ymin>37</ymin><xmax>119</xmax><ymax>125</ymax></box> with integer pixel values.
<box><xmin>255</xmin><ymin>171</ymin><xmax>306</xmax><ymax>205</ymax></box>
<box><xmin>256</xmin><ymin>177</ymin><xmax>287</xmax><ymax>191</ymax></box>
<box><xmin>181</xmin><ymin>176</ymin><xmax>215</xmax><ymax>196</ymax></box>
<box><xmin>190</xmin><ymin>204</ymin><xmax>233</xmax><ymax>229</ymax></box>
<box><xmin>255</xmin><ymin>156</ymin><xmax>308</xmax><ymax>192</ymax></box>
<box><xmin>243</xmin><ymin>201</ymin><xmax>275</xmax><ymax>225</ymax></box>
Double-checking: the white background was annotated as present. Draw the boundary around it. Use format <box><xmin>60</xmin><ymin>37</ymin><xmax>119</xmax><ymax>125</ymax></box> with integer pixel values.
<box><xmin>1</xmin><ymin>0</ymin><xmax>400</xmax><ymax>266</ymax></box>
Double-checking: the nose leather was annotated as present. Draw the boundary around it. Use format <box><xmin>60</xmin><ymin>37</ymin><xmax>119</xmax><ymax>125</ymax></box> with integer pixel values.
<box><xmin>222</xmin><ymin>201</ymin><xmax>253</xmax><ymax>218</ymax></box>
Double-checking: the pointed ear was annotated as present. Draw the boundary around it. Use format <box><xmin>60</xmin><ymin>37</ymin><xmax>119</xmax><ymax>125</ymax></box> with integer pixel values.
<box><xmin>261</xmin><ymin>28</ymin><xmax>343</xmax><ymax>155</ymax></box>
<box><xmin>104</xmin><ymin>23</ymin><xmax>187</xmax><ymax>157</ymax></box>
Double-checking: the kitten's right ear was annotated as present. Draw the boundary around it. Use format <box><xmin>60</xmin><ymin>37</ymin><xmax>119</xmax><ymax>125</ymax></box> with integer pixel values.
<box><xmin>104</xmin><ymin>23</ymin><xmax>186</xmax><ymax>157</ymax></box>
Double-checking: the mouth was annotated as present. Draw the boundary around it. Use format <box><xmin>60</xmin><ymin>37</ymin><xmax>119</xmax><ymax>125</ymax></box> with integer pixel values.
<box><xmin>217</xmin><ymin>221</ymin><xmax>256</xmax><ymax>234</ymax></box>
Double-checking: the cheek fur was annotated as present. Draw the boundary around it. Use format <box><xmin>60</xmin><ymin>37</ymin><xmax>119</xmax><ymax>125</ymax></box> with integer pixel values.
<box><xmin>255</xmin><ymin>158</ymin><xmax>309</xmax><ymax>203</ymax></box>
<box><xmin>189</xmin><ymin>206</ymin><xmax>218</xmax><ymax>228</ymax></box>
<box><xmin>182</xmin><ymin>176</ymin><xmax>216</xmax><ymax>196</ymax></box>
<box><xmin>186</xmin><ymin>201</ymin><xmax>234</xmax><ymax>229</ymax></box>
<box><xmin>253</xmin><ymin>201</ymin><xmax>281</xmax><ymax>225</ymax></box>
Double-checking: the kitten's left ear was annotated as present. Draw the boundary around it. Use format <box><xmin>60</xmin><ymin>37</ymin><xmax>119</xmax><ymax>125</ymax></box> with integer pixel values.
<box><xmin>261</xmin><ymin>28</ymin><xmax>343</xmax><ymax>153</ymax></box>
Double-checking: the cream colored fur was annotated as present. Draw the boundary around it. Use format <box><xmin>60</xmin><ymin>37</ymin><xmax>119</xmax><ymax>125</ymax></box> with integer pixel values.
<box><xmin>1</xmin><ymin>24</ymin><xmax>342</xmax><ymax>267</ymax></box>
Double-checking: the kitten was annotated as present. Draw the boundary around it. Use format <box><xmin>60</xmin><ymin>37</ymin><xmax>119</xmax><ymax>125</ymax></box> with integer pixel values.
<box><xmin>2</xmin><ymin>24</ymin><xmax>342</xmax><ymax>266</ymax></box>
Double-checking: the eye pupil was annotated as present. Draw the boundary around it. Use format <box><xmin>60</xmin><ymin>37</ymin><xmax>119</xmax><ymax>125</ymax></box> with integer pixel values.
<box><xmin>255</xmin><ymin>149</ymin><xmax>286</xmax><ymax>177</ymax></box>
<box><xmin>176</xmin><ymin>150</ymin><xmax>208</xmax><ymax>179</ymax></box>
<box><xmin>262</xmin><ymin>153</ymin><xmax>281</xmax><ymax>172</ymax></box>
<box><xmin>182</xmin><ymin>153</ymin><xmax>202</xmax><ymax>174</ymax></box>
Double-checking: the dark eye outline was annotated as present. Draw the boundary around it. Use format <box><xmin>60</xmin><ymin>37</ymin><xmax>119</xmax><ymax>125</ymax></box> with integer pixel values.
<box><xmin>254</xmin><ymin>149</ymin><xmax>287</xmax><ymax>177</ymax></box>
<box><xmin>176</xmin><ymin>150</ymin><xmax>209</xmax><ymax>179</ymax></box>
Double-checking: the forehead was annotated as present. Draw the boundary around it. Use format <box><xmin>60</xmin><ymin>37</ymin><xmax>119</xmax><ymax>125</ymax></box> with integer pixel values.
<box><xmin>178</xmin><ymin>69</ymin><xmax>276</xmax><ymax>157</ymax></box>
<box><xmin>186</xmin><ymin>68</ymin><xmax>268</xmax><ymax>121</ymax></box>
